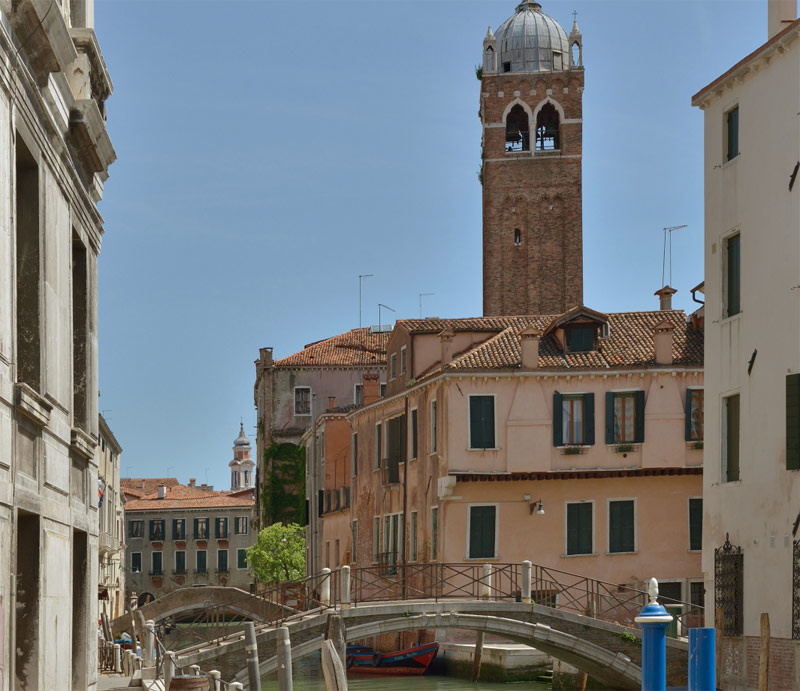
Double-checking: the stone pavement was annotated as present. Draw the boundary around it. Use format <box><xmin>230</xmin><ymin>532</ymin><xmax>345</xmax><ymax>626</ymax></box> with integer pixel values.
<box><xmin>97</xmin><ymin>673</ymin><xmax>165</xmax><ymax>690</ymax></box>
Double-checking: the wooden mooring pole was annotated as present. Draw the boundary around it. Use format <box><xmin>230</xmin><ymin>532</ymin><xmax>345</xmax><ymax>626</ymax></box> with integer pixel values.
<box><xmin>471</xmin><ymin>630</ymin><xmax>485</xmax><ymax>682</ymax></box>
<box><xmin>245</xmin><ymin>621</ymin><xmax>262</xmax><ymax>691</ymax></box>
<box><xmin>759</xmin><ymin>612</ymin><xmax>770</xmax><ymax>691</ymax></box>
<box><xmin>276</xmin><ymin>626</ymin><xmax>293</xmax><ymax>691</ymax></box>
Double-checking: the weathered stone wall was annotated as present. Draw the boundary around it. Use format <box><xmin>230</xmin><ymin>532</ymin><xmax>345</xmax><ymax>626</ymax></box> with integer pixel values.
<box><xmin>718</xmin><ymin>635</ymin><xmax>800</xmax><ymax>690</ymax></box>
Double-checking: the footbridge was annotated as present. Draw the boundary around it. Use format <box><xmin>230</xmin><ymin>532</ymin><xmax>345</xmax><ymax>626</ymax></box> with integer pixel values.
<box><xmin>163</xmin><ymin>561</ymin><xmax>698</xmax><ymax>688</ymax></box>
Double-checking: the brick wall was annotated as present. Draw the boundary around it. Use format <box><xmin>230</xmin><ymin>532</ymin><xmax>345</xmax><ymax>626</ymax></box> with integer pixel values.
<box><xmin>481</xmin><ymin>69</ymin><xmax>584</xmax><ymax>316</ymax></box>
<box><xmin>720</xmin><ymin>635</ymin><xmax>799</xmax><ymax>690</ymax></box>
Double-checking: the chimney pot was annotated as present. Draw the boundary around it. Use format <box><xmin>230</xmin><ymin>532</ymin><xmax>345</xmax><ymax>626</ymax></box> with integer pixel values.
<box><xmin>654</xmin><ymin>286</ymin><xmax>677</xmax><ymax>311</ymax></box>
<box><xmin>519</xmin><ymin>326</ymin><xmax>542</xmax><ymax>370</ymax></box>
<box><xmin>157</xmin><ymin>484</ymin><xmax>166</xmax><ymax>500</ymax></box>
<box><xmin>653</xmin><ymin>320</ymin><xmax>675</xmax><ymax>365</ymax></box>
<box><xmin>768</xmin><ymin>0</ymin><xmax>797</xmax><ymax>39</ymax></box>
<box><xmin>189</xmin><ymin>478</ymin><xmax>196</xmax><ymax>487</ymax></box>
<box><xmin>440</xmin><ymin>329</ymin><xmax>455</xmax><ymax>366</ymax></box>
<box><xmin>328</xmin><ymin>396</ymin><xmax>336</xmax><ymax>411</ymax></box>
<box><xmin>362</xmin><ymin>373</ymin><xmax>381</xmax><ymax>405</ymax></box>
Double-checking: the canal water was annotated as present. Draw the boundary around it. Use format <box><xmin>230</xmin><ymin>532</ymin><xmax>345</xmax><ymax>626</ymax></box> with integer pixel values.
<box><xmin>261</xmin><ymin>658</ymin><xmax>552</xmax><ymax>690</ymax></box>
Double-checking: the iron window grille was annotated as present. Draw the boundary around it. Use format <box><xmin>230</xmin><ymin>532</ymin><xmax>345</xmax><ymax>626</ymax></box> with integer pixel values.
<box><xmin>714</xmin><ymin>534</ymin><xmax>743</xmax><ymax>636</ymax></box>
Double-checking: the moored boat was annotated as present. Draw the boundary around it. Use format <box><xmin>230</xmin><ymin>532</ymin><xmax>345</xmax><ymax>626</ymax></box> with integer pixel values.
<box><xmin>346</xmin><ymin>641</ymin><xmax>439</xmax><ymax>676</ymax></box>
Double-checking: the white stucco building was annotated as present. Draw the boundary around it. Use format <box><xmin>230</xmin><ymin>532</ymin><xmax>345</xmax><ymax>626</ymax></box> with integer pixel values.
<box><xmin>0</xmin><ymin>0</ymin><xmax>115</xmax><ymax>689</ymax></box>
<box><xmin>693</xmin><ymin>1</ymin><xmax>800</xmax><ymax>686</ymax></box>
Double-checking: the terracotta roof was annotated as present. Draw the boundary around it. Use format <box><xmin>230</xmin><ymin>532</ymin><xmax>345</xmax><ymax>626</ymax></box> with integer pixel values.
<box><xmin>401</xmin><ymin>310</ymin><xmax>702</xmax><ymax>378</ymax></box>
<box><xmin>275</xmin><ymin>328</ymin><xmax>389</xmax><ymax>368</ymax></box>
<box><xmin>125</xmin><ymin>483</ymin><xmax>254</xmax><ymax>512</ymax></box>
<box><xmin>121</xmin><ymin>478</ymin><xmax>180</xmax><ymax>498</ymax></box>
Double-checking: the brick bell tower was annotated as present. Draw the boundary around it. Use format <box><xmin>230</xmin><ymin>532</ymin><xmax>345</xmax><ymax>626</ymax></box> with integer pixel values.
<box><xmin>481</xmin><ymin>1</ymin><xmax>584</xmax><ymax>316</ymax></box>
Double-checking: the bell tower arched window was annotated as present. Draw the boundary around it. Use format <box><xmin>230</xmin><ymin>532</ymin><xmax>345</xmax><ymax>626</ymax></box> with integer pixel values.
<box><xmin>505</xmin><ymin>104</ymin><xmax>530</xmax><ymax>152</ymax></box>
<box><xmin>484</xmin><ymin>46</ymin><xmax>495</xmax><ymax>73</ymax></box>
<box><xmin>536</xmin><ymin>103</ymin><xmax>560</xmax><ymax>151</ymax></box>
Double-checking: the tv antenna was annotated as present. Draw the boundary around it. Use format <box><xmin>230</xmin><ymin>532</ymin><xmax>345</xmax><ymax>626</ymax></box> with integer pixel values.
<box><xmin>378</xmin><ymin>303</ymin><xmax>395</xmax><ymax>331</ymax></box>
<box><xmin>661</xmin><ymin>225</ymin><xmax>688</xmax><ymax>287</ymax></box>
<box><xmin>419</xmin><ymin>293</ymin><xmax>434</xmax><ymax>318</ymax></box>
<box><xmin>358</xmin><ymin>274</ymin><xmax>374</xmax><ymax>330</ymax></box>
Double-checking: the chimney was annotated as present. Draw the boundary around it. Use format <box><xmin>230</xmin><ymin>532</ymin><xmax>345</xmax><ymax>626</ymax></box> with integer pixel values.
<box><xmin>769</xmin><ymin>0</ymin><xmax>796</xmax><ymax>38</ymax></box>
<box><xmin>440</xmin><ymin>328</ymin><xmax>455</xmax><ymax>366</ymax></box>
<box><xmin>157</xmin><ymin>484</ymin><xmax>166</xmax><ymax>499</ymax></box>
<box><xmin>189</xmin><ymin>478</ymin><xmax>196</xmax><ymax>487</ymax></box>
<box><xmin>362</xmin><ymin>373</ymin><xmax>380</xmax><ymax>405</ymax></box>
<box><xmin>654</xmin><ymin>286</ymin><xmax>677</xmax><ymax>311</ymax></box>
<box><xmin>519</xmin><ymin>326</ymin><xmax>541</xmax><ymax>370</ymax></box>
<box><xmin>327</xmin><ymin>396</ymin><xmax>336</xmax><ymax>411</ymax></box>
<box><xmin>653</xmin><ymin>320</ymin><xmax>675</xmax><ymax>365</ymax></box>
<box><xmin>140</xmin><ymin>479</ymin><xmax>145</xmax><ymax>489</ymax></box>
<box><xmin>259</xmin><ymin>347</ymin><xmax>273</xmax><ymax>368</ymax></box>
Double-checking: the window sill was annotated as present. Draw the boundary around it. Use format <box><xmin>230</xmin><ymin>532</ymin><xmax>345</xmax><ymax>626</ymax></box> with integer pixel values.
<box><xmin>722</xmin><ymin>153</ymin><xmax>739</xmax><ymax>169</ymax></box>
<box><xmin>608</xmin><ymin>444</ymin><xmax>640</xmax><ymax>453</ymax></box>
<box><xmin>467</xmin><ymin>447</ymin><xmax>499</xmax><ymax>452</ymax></box>
<box><xmin>686</xmin><ymin>441</ymin><xmax>704</xmax><ymax>450</ymax></box>
<box><xmin>688</xmin><ymin>549</ymin><xmax>702</xmax><ymax>554</ymax></box>
<box><xmin>562</xmin><ymin>552</ymin><xmax>597</xmax><ymax>558</ymax></box>
<box><xmin>721</xmin><ymin>312</ymin><xmax>741</xmax><ymax>324</ymax></box>
<box><xmin>465</xmin><ymin>556</ymin><xmax>499</xmax><ymax>561</ymax></box>
<box><xmin>606</xmin><ymin>550</ymin><xmax>637</xmax><ymax>556</ymax></box>
<box><xmin>558</xmin><ymin>445</ymin><xmax>590</xmax><ymax>455</ymax></box>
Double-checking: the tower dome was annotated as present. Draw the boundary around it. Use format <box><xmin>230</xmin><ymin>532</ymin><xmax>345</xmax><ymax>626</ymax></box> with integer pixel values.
<box><xmin>494</xmin><ymin>1</ymin><xmax>570</xmax><ymax>73</ymax></box>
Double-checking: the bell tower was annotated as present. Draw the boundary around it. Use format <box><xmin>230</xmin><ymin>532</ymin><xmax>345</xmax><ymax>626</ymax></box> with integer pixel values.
<box><xmin>481</xmin><ymin>1</ymin><xmax>584</xmax><ymax>316</ymax></box>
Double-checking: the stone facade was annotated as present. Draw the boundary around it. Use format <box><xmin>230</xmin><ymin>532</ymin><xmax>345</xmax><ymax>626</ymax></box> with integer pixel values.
<box><xmin>98</xmin><ymin>414</ymin><xmax>125</xmax><ymax>620</ymax></box>
<box><xmin>0</xmin><ymin>0</ymin><xmax>115</xmax><ymax>688</ymax></box>
<box><xmin>481</xmin><ymin>2</ymin><xmax>584</xmax><ymax>316</ymax></box>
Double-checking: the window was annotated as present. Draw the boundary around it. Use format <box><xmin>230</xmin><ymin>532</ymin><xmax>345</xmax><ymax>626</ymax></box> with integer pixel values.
<box><xmin>431</xmin><ymin>507</ymin><xmax>439</xmax><ymax>561</ymax></box>
<box><xmin>149</xmin><ymin>520</ymin><xmax>165</xmax><ymax>541</ymax></box>
<box><xmin>726</xmin><ymin>106</ymin><xmax>739</xmax><ymax>161</ymax></box>
<box><xmin>373</xmin><ymin>517</ymin><xmax>380</xmax><ymax>562</ymax></box>
<box><xmin>410</xmin><ymin>409</ymin><xmax>418</xmax><ymax>460</ymax></box>
<box><xmin>390</xmin><ymin>353</ymin><xmax>397</xmax><ymax>379</ymax></box>
<box><xmin>400</xmin><ymin>346</ymin><xmax>407</xmax><ymax>375</ymax></box>
<box><xmin>787</xmin><ymin>374</ymin><xmax>800</xmax><ymax>470</ymax></box>
<box><xmin>215</xmin><ymin>517</ymin><xmax>228</xmax><ymax>539</ymax></box>
<box><xmin>566</xmin><ymin>502</ymin><xmax>593</xmax><ymax>555</ymax></box>
<box><xmin>351</xmin><ymin>433</ymin><xmax>358</xmax><ymax>476</ymax></box>
<box><xmin>172</xmin><ymin>518</ymin><xmax>186</xmax><ymax>540</ymax></box>
<box><xmin>352</xmin><ymin>520</ymin><xmax>358</xmax><ymax>563</ymax></box>
<box><xmin>335</xmin><ymin>539</ymin><xmax>340</xmax><ymax>567</ymax></box>
<box><xmin>72</xmin><ymin>235</ymin><xmax>88</xmax><ymax>428</ymax></box>
<box><xmin>374</xmin><ymin>422</ymin><xmax>382</xmax><ymax>470</ymax></box>
<box><xmin>566</xmin><ymin>326</ymin><xmax>595</xmax><ymax>352</ymax></box>
<box><xmin>354</xmin><ymin>384</ymin><xmax>363</xmax><ymax>406</ymax></box>
<box><xmin>535</xmin><ymin>102</ymin><xmax>560</xmax><ymax>151</ymax></box>
<box><xmin>686</xmin><ymin>389</ymin><xmax>704</xmax><ymax>442</ymax></box>
<box><xmin>131</xmin><ymin>552</ymin><xmax>142</xmax><ymax>573</ymax></box>
<box><xmin>237</xmin><ymin>548</ymin><xmax>247</xmax><ymax>570</ymax></box>
<box><xmin>431</xmin><ymin>400</ymin><xmax>438</xmax><ymax>453</ymax></box>
<box><xmin>513</xmin><ymin>228</ymin><xmax>521</xmax><ymax>246</ymax></box>
<box><xmin>129</xmin><ymin>520</ymin><xmax>143</xmax><ymax>539</ymax></box>
<box><xmin>724</xmin><ymin>234</ymin><xmax>740</xmax><ymax>318</ymax></box>
<box><xmin>217</xmin><ymin>549</ymin><xmax>228</xmax><ymax>572</ymax></box>
<box><xmin>553</xmin><ymin>393</ymin><xmax>594</xmax><ymax>446</ymax></box>
<box><xmin>151</xmin><ymin>551</ymin><xmax>163</xmax><ymax>575</ymax></box>
<box><xmin>503</xmin><ymin>61</ymin><xmax>511</xmax><ymax>73</ymax></box>
<box><xmin>468</xmin><ymin>505</ymin><xmax>497</xmax><ymax>559</ymax></box>
<box><xmin>194</xmin><ymin>517</ymin><xmax>209</xmax><ymax>540</ymax></box>
<box><xmin>325</xmin><ymin>541</ymin><xmax>330</xmax><ymax>569</ymax></box>
<box><xmin>689</xmin><ymin>498</ymin><xmax>703</xmax><ymax>551</ymax></box>
<box><xmin>469</xmin><ymin>395</ymin><xmax>495</xmax><ymax>449</ymax></box>
<box><xmin>174</xmin><ymin>551</ymin><xmax>186</xmax><ymax>574</ymax></box>
<box><xmin>380</xmin><ymin>383</ymin><xmax>387</xmax><ymax>397</ymax></box>
<box><xmin>605</xmin><ymin>391</ymin><xmax>645</xmax><ymax>444</ymax></box>
<box><xmin>196</xmin><ymin>550</ymin><xmax>207</xmax><ymax>573</ymax></box>
<box><xmin>723</xmin><ymin>394</ymin><xmax>740</xmax><ymax>482</ymax></box>
<box><xmin>234</xmin><ymin>516</ymin><xmax>248</xmax><ymax>535</ymax></box>
<box><xmin>294</xmin><ymin>386</ymin><xmax>311</xmax><ymax>416</ymax></box>
<box><xmin>410</xmin><ymin>512</ymin><xmax>418</xmax><ymax>562</ymax></box>
<box><xmin>608</xmin><ymin>500</ymin><xmax>635</xmax><ymax>553</ymax></box>
<box><xmin>505</xmin><ymin>103</ymin><xmax>530</xmax><ymax>152</ymax></box>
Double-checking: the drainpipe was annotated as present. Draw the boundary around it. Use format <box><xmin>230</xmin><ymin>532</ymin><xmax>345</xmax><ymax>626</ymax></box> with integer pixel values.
<box><xmin>402</xmin><ymin>396</ymin><xmax>409</xmax><ymax>599</ymax></box>
<box><xmin>310</xmin><ymin>394</ymin><xmax>319</xmax><ymax>578</ymax></box>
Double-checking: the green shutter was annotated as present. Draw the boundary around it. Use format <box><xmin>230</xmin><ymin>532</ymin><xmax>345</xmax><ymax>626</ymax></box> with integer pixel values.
<box><xmin>727</xmin><ymin>107</ymin><xmax>739</xmax><ymax>160</ymax></box>
<box><xmin>726</xmin><ymin>395</ymin><xmax>740</xmax><ymax>481</ymax></box>
<box><xmin>685</xmin><ymin>388</ymin><xmax>693</xmax><ymax>442</ymax></box>
<box><xmin>470</xmin><ymin>396</ymin><xmax>495</xmax><ymax>449</ymax></box>
<box><xmin>238</xmin><ymin>549</ymin><xmax>247</xmax><ymax>570</ymax></box>
<box><xmin>727</xmin><ymin>235</ymin><xmax>741</xmax><ymax>317</ymax></box>
<box><xmin>788</xmin><ymin>375</ymin><xmax>800</xmax><ymax>470</ymax></box>
<box><xmin>635</xmin><ymin>391</ymin><xmax>646</xmax><ymax>443</ymax></box>
<box><xmin>193</xmin><ymin>518</ymin><xmax>198</xmax><ymax>539</ymax></box>
<box><xmin>689</xmin><ymin>498</ymin><xmax>703</xmax><ymax>551</ymax></box>
<box><xmin>605</xmin><ymin>392</ymin><xmax>615</xmax><ymax>444</ymax></box>
<box><xmin>553</xmin><ymin>392</ymin><xmax>563</xmax><ymax>446</ymax></box>
<box><xmin>567</xmin><ymin>503</ymin><xmax>592</xmax><ymax>555</ymax></box>
<box><xmin>609</xmin><ymin>501</ymin><xmax>634</xmax><ymax>553</ymax></box>
<box><xmin>469</xmin><ymin>506</ymin><xmax>496</xmax><ymax>558</ymax></box>
<box><xmin>584</xmin><ymin>394</ymin><xmax>595</xmax><ymax>445</ymax></box>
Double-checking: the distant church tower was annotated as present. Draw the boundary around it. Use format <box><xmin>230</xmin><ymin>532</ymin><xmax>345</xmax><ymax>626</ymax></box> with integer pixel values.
<box><xmin>481</xmin><ymin>1</ymin><xmax>584</xmax><ymax>315</ymax></box>
<box><xmin>229</xmin><ymin>423</ymin><xmax>255</xmax><ymax>491</ymax></box>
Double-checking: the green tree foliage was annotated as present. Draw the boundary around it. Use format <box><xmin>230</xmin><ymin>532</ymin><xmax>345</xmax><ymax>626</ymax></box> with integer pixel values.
<box><xmin>246</xmin><ymin>522</ymin><xmax>306</xmax><ymax>584</ymax></box>
<box><xmin>260</xmin><ymin>441</ymin><xmax>305</xmax><ymax>527</ymax></box>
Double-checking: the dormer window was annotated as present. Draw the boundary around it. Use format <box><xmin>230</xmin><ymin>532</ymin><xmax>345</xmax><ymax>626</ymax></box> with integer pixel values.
<box><xmin>566</xmin><ymin>325</ymin><xmax>595</xmax><ymax>352</ymax></box>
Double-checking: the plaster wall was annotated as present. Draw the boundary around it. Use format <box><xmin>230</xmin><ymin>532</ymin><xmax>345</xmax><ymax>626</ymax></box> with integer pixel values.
<box><xmin>700</xmin><ymin>33</ymin><xmax>800</xmax><ymax>640</ymax></box>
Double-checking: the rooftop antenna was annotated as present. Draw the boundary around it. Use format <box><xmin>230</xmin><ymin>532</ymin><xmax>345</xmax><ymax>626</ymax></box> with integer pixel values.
<box><xmin>378</xmin><ymin>303</ymin><xmax>395</xmax><ymax>331</ymax></box>
<box><xmin>166</xmin><ymin>466</ymin><xmax>174</xmax><ymax>478</ymax></box>
<box><xmin>661</xmin><ymin>225</ymin><xmax>688</xmax><ymax>287</ymax></box>
<box><xmin>358</xmin><ymin>274</ymin><xmax>374</xmax><ymax>330</ymax></box>
<box><xmin>419</xmin><ymin>293</ymin><xmax>434</xmax><ymax>319</ymax></box>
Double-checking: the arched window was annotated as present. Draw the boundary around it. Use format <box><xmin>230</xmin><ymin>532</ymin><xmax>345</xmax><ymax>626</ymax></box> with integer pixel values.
<box><xmin>536</xmin><ymin>103</ymin><xmax>560</xmax><ymax>151</ymax></box>
<box><xmin>505</xmin><ymin>104</ymin><xmax>530</xmax><ymax>152</ymax></box>
<box><xmin>484</xmin><ymin>46</ymin><xmax>494</xmax><ymax>72</ymax></box>
<box><xmin>571</xmin><ymin>42</ymin><xmax>580</xmax><ymax>67</ymax></box>
<box><xmin>514</xmin><ymin>229</ymin><xmax>521</xmax><ymax>246</ymax></box>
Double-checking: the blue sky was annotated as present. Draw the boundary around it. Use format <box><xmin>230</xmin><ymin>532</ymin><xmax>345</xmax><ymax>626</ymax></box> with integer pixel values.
<box><xmin>95</xmin><ymin>0</ymin><xmax>765</xmax><ymax>488</ymax></box>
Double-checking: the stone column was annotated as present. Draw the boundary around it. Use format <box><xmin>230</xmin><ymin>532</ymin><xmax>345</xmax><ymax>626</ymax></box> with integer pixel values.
<box><xmin>522</xmin><ymin>560</ymin><xmax>532</xmax><ymax>604</ymax></box>
<box><xmin>340</xmin><ymin>565</ymin><xmax>351</xmax><ymax>609</ymax></box>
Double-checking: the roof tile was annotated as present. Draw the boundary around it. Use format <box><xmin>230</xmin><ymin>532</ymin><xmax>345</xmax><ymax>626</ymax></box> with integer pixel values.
<box><xmin>275</xmin><ymin>328</ymin><xmax>389</xmax><ymax>368</ymax></box>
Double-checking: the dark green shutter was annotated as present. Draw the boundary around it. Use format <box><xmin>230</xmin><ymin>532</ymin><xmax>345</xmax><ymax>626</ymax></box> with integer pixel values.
<box><xmin>470</xmin><ymin>396</ymin><xmax>494</xmax><ymax>449</ymax></box>
<box><xmin>609</xmin><ymin>501</ymin><xmax>634</xmax><ymax>553</ymax></box>
<box><xmin>193</xmin><ymin>518</ymin><xmax>198</xmax><ymax>539</ymax></box>
<box><xmin>176</xmin><ymin>551</ymin><xmax>185</xmax><ymax>573</ymax></box>
<box><xmin>567</xmin><ymin>503</ymin><xmax>592</xmax><ymax>555</ymax></box>
<box><xmin>727</xmin><ymin>235</ymin><xmax>740</xmax><ymax>316</ymax></box>
<box><xmin>469</xmin><ymin>506</ymin><xmax>496</xmax><ymax>558</ymax></box>
<box><xmin>584</xmin><ymin>394</ymin><xmax>595</xmax><ymax>445</ymax></box>
<box><xmin>553</xmin><ymin>392</ymin><xmax>563</xmax><ymax>446</ymax></box>
<box><xmin>689</xmin><ymin>498</ymin><xmax>703</xmax><ymax>551</ymax></box>
<box><xmin>605</xmin><ymin>392</ymin><xmax>615</xmax><ymax>444</ymax></box>
<box><xmin>238</xmin><ymin>549</ymin><xmax>247</xmax><ymax>570</ymax></box>
<box><xmin>727</xmin><ymin>107</ymin><xmax>739</xmax><ymax>160</ymax></box>
<box><xmin>411</xmin><ymin>410</ymin><xmax>418</xmax><ymax>458</ymax></box>
<box><xmin>635</xmin><ymin>391</ymin><xmax>646</xmax><ymax>443</ymax></box>
<box><xmin>685</xmin><ymin>389</ymin><xmax>693</xmax><ymax>442</ymax></box>
<box><xmin>788</xmin><ymin>374</ymin><xmax>800</xmax><ymax>470</ymax></box>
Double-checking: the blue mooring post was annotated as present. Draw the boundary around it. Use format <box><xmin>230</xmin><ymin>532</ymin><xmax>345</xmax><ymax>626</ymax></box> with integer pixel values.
<box><xmin>634</xmin><ymin>578</ymin><xmax>673</xmax><ymax>691</ymax></box>
<box><xmin>688</xmin><ymin>628</ymin><xmax>716</xmax><ymax>691</ymax></box>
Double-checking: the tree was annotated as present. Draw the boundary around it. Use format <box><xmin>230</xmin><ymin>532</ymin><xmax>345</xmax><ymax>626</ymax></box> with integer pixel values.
<box><xmin>246</xmin><ymin>522</ymin><xmax>305</xmax><ymax>584</ymax></box>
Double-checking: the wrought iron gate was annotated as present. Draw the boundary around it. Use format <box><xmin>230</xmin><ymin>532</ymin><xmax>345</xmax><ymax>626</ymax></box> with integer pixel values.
<box><xmin>714</xmin><ymin>533</ymin><xmax>743</xmax><ymax>636</ymax></box>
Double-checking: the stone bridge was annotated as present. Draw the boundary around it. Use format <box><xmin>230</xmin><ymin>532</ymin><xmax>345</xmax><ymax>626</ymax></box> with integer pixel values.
<box><xmin>109</xmin><ymin>586</ymin><xmax>292</xmax><ymax>639</ymax></box>
<box><xmin>174</xmin><ymin>599</ymin><xmax>689</xmax><ymax>688</ymax></box>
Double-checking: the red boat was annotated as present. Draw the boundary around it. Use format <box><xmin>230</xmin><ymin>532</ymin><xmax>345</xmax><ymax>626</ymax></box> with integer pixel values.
<box><xmin>345</xmin><ymin>642</ymin><xmax>439</xmax><ymax>676</ymax></box>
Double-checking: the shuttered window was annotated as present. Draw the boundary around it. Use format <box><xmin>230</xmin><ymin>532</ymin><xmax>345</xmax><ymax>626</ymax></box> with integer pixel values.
<box><xmin>608</xmin><ymin>500</ymin><xmax>635</xmax><ymax>553</ymax></box>
<box><xmin>172</xmin><ymin>518</ymin><xmax>186</xmax><ymax>540</ymax></box>
<box><xmin>726</xmin><ymin>106</ymin><xmax>739</xmax><ymax>161</ymax></box>
<box><xmin>605</xmin><ymin>392</ymin><xmax>645</xmax><ymax>444</ymax></box>
<box><xmin>787</xmin><ymin>374</ymin><xmax>800</xmax><ymax>470</ymax></box>
<box><xmin>194</xmin><ymin>517</ymin><xmax>209</xmax><ymax>540</ymax></box>
<box><xmin>237</xmin><ymin>548</ymin><xmax>247</xmax><ymax>570</ymax></box>
<box><xmin>196</xmin><ymin>550</ymin><xmax>207</xmax><ymax>573</ymax></box>
<box><xmin>686</xmin><ymin>389</ymin><xmax>704</xmax><ymax>442</ymax></box>
<box><xmin>410</xmin><ymin>409</ymin><xmax>418</xmax><ymax>460</ymax></box>
<box><xmin>689</xmin><ymin>498</ymin><xmax>703</xmax><ymax>551</ymax></box>
<box><xmin>725</xmin><ymin>234</ymin><xmax>740</xmax><ymax>318</ymax></box>
<box><xmin>469</xmin><ymin>395</ymin><xmax>495</xmax><ymax>449</ymax></box>
<box><xmin>723</xmin><ymin>394</ymin><xmax>740</xmax><ymax>482</ymax></box>
<box><xmin>430</xmin><ymin>507</ymin><xmax>439</xmax><ymax>560</ymax></box>
<box><xmin>566</xmin><ymin>502</ymin><xmax>593</xmax><ymax>555</ymax></box>
<box><xmin>553</xmin><ymin>393</ymin><xmax>595</xmax><ymax>446</ymax></box>
<box><xmin>217</xmin><ymin>549</ymin><xmax>228</xmax><ymax>572</ymax></box>
<box><xmin>174</xmin><ymin>551</ymin><xmax>186</xmax><ymax>574</ymax></box>
<box><xmin>469</xmin><ymin>505</ymin><xmax>497</xmax><ymax>559</ymax></box>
